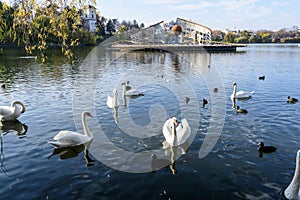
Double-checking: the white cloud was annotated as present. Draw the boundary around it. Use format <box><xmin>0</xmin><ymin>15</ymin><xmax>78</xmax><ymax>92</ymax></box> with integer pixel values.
<box><xmin>271</xmin><ymin>1</ymin><xmax>289</xmax><ymax>6</ymax></box>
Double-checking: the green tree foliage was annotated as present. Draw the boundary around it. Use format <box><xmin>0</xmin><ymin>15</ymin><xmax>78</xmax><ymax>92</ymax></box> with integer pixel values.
<box><xmin>106</xmin><ymin>19</ymin><xmax>116</xmax><ymax>35</ymax></box>
<box><xmin>0</xmin><ymin>1</ymin><xmax>14</xmax><ymax>43</ymax></box>
<box><xmin>216</xmin><ymin>26</ymin><xmax>300</xmax><ymax>44</ymax></box>
<box><xmin>223</xmin><ymin>32</ymin><xmax>236</xmax><ymax>43</ymax></box>
<box><xmin>260</xmin><ymin>32</ymin><xmax>271</xmax><ymax>43</ymax></box>
<box><xmin>6</xmin><ymin>0</ymin><xmax>96</xmax><ymax>63</ymax></box>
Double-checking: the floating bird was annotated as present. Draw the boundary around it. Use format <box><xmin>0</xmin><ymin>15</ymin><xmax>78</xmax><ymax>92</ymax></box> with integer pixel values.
<box><xmin>121</xmin><ymin>82</ymin><xmax>144</xmax><ymax>98</ymax></box>
<box><xmin>284</xmin><ymin>149</ymin><xmax>300</xmax><ymax>200</ymax></box>
<box><xmin>1</xmin><ymin>84</ymin><xmax>6</xmax><ymax>89</ymax></box>
<box><xmin>236</xmin><ymin>106</ymin><xmax>248</xmax><ymax>114</ymax></box>
<box><xmin>213</xmin><ymin>88</ymin><xmax>218</xmax><ymax>93</ymax></box>
<box><xmin>123</xmin><ymin>80</ymin><xmax>132</xmax><ymax>91</ymax></box>
<box><xmin>202</xmin><ymin>98</ymin><xmax>208</xmax><ymax>108</ymax></box>
<box><xmin>0</xmin><ymin>101</ymin><xmax>26</xmax><ymax>121</ymax></box>
<box><xmin>258</xmin><ymin>75</ymin><xmax>265</xmax><ymax>80</ymax></box>
<box><xmin>230</xmin><ymin>82</ymin><xmax>254</xmax><ymax>100</ymax></box>
<box><xmin>48</xmin><ymin>111</ymin><xmax>93</xmax><ymax>148</ymax></box>
<box><xmin>107</xmin><ymin>88</ymin><xmax>118</xmax><ymax>108</ymax></box>
<box><xmin>162</xmin><ymin>117</ymin><xmax>191</xmax><ymax>146</ymax></box>
<box><xmin>287</xmin><ymin>96</ymin><xmax>298</xmax><ymax>104</ymax></box>
<box><xmin>185</xmin><ymin>97</ymin><xmax>190</xmax><ymax>104</ymax></box>
<box><xmin>257</xmin><ymin>142</ymin><xmax>277</xmax><ymax>157</ymax></box>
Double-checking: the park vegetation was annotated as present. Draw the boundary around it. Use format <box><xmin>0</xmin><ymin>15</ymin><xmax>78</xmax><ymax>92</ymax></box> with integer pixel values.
<box><xmin>212</xmin><ymin>26</ymin><xmax>300</xmax><ymax>44</ymax></box>
<box><xmin>1</xmin><ymin>0</ymin><xmax>299</xmax><ymax>60</ymax></box>
<box><xmin>0</xmin><ymin>0</ymin><xmax>143</xmax><ymax>62</ymax></box>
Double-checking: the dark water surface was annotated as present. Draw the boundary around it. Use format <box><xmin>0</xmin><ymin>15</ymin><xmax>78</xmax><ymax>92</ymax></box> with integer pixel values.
<box><xmin>0</xmin><ymin>44</ymin><xmax>299</xmax><ymax>199</ymax></box>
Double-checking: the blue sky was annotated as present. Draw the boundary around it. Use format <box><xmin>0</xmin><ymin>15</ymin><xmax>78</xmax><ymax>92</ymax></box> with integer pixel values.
<box><xmin>97</xmin><ymin>0</ymin><xmax>299</xmax><ymax>31</ymax></box>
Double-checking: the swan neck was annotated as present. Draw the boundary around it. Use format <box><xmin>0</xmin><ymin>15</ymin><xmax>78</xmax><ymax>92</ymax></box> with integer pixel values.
<box><xmin>122</xmin><ymin>84</ymin><xmax>126</xmax><ymax>96</ymax></box>
<box><xmin>113</xmin><ymin>92</ymin><xmax>117</xmax><ymax>107</ymax></box>
<box><xmin>233</xmin><ymin>85</ymin><xmax>237</xmax><ymax>96</ymax></box>
<box><xmin>82</xmin><ymin>113</ymin><xmax>92</xmax><ymax>138</ymax></box>
<box><xmin>171</xmin><ymin>122</ymin><xmax>176</xmax><ymax>145</ymax></box>
<box><xmin>291</xmin><ymin>155</ymin><xmax>300</xmax><ymax>185</ymax></box>
<box><xmin>12</xmin><ymin>101</ymin><xmax>26</xmax><ymax>113</ymax></box>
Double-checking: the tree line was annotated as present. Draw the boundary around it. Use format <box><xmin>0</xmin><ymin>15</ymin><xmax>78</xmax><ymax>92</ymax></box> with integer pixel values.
<box><xmin>212</xmin><ymin>27</ymin><xmax>300</xmax><ymax>44</ymax></box>
<box><xmin>0</xmin><ymin>0</ymin><xmax>143</xmax><ymax>62</ymax></box>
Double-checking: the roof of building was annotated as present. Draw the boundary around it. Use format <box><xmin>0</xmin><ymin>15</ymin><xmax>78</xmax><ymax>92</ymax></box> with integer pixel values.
<box><xmin>176</xmin><ymin>17</ymin><xmax>212</xmax><ymax>32</ymax></box>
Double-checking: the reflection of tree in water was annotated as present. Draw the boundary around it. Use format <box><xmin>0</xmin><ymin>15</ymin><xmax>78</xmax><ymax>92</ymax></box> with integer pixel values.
<box><xmin>171</xmin><ymin>54</ymin><xmax>181</xmax><ymax>72</ymax></box>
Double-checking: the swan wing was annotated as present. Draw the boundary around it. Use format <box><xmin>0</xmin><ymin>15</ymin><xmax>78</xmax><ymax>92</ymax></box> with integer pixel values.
<box><xmin>175</xmin><ymin>119</ymin><xmax>191</xmax><ymax>146</ymax></box>
<box><xmin>162</xmin><ymin>118</ymin><xmax>174</xmax><ymax>145</ymax></box>
<box><xmin>107</xmin><ymin>95</ymin><xmax>113</xmax><ymax>108</ymax></box>
<box><xmin>0</xmin><ymin>106</ymin><xmax>14</xmax><ymax>115</ymax></box>
<box><xmin>53</xmin><ymin>130</ymin><xmax>78</xmax><ymax>140</ymax></box>
<box><xmin>236</xmin><ymin>90</ymin><xmax>254</xmax><ymax>98</ymax></box>
<box><xmin>0</xmin><ymin>106</ymin><xmax>20</xmax><ymax>120</ymax></box>
<box><xmin>51</xmin><ymin>131</ymin><xmax>91</xmax><ymax>147</ymax></box>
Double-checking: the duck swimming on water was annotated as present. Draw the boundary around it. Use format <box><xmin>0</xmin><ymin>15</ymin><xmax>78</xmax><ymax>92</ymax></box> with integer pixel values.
<box><xmin>287</xmin><ymin>96</ymin><xmax>298</xmax><ymax>103</ymax></box>
<box><xmin>257</xmin><ymin>142</ymin><xmax>277</xmax><ymax>157</ymax></box>
<box><xmin>236</xmin><ymin>106</ymin><xmax>248</xmax><ymax>114</ymax></box>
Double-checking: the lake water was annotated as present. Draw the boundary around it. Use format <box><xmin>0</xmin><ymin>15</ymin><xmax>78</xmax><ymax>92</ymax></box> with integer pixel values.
<box><xmin>0</xmin><ymin>43</ymin><xmax>300</xmax><ymax>199</ymax></box>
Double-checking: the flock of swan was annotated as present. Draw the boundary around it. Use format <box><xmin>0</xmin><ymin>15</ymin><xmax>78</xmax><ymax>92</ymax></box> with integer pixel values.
<box><xmin>0</xmin><ymin>79</ymin><xmax>299</xmax><ymax>199</ymax></box>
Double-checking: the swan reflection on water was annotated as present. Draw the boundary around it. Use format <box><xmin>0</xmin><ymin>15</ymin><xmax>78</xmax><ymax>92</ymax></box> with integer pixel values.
<box><xmin>113</xmin><ymin>105</ymin><xmax>119</xmax><ymax>124</ymax></box>
<box><xmin>0</xmin><ymin>120</ymin><xmax>28</xmax><ymax>176</ymax></box>
<box><xmin>48</xmin><ymin>142</ymin><xmax>94</xmax><ymax>167</ymax></box>
<box><xmin>0</xmin><ymin>120</ymin><xmax>28</xmax><ymax>138</ymax></box>
<box><xmin>47</xmin><ymin>111</ymin><xmax>94</xmax><ymax>166</ymax></box>
<box><xmin>151</xmin><ymin>140</ymin><xmax>190</xmax><ymax>174</ymax></box>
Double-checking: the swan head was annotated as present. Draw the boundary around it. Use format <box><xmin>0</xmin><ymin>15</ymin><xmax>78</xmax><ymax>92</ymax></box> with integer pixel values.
<box><xmin>171</xmin><ymin>117</ymin><xmax>179</xmax><ymax>127</ymax></box>
<box><xmin>83</xmin><ymin>111</ymin><xmax>93</xmax><ymax>118</ymax></box>
<box><xmin>12</xmin><ymin>101</ymin><xmax>26</xmax><ymax>113</ymax></box>
<box><xmin>233</xmin><ymin>82</ymin><xmax>237</xmax><ymax>86</ymax></box>
<box><xmin>113</xmin><ymin>88</ymin><xmax>118</xmax><ymax>96</ymax></box>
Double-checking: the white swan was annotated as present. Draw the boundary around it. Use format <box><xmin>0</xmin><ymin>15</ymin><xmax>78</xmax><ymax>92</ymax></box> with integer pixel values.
<box><xmin>121</xmin><ymin>82</ymin><xmax>144</xmax><ymax>98</ymax></box>
<box><xmin>162</xmin><ymin>117</ymin><xmax>191</xmax><ymax>146</ymax></box>
<box><xmin>107</xmin><ymin>88</ymin><xmax>118</xmax><ymax>108</ymax></box>
<box><xmin>285</xmin><ymin>149</ymin><xmax>300</xmax><ymax>200</ymax></box>
<box><xmin>0</xmin><ymin>101</ymin><xmax>26</xmax><ymax>121</ymax></box>
<box><xmin>48</xmin><ymin>111</ymin><xmax>93</xmax><ymax>148</ymax></box>
<box><xmin>230</xmin><ymin>82</ymin><xmax>254</xmax><ymax>100</ymax></box>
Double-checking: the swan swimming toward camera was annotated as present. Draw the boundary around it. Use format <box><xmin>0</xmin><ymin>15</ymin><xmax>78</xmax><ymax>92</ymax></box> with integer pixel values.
<box><xmin>162</xmin><ymin>117</ymin><xmax>191</xmax><ymax>146</ymax></box>
<box><xmin>230</xmin><ymin>82</ymin><xmax>254</xmax><ymax>100</ymax></box>
<box><xmin>0</xmin><ymin>101</ymin><xmax>26</xmax><ymax>121</ymax></box>
<box><xmin>107</xmin><ymin>88</ymin><xmax>118</xmax><ymax>108</ymax></box>
<box><xmin>285</xmin><ymin>149</ymin><xmax>300</xmax><ymax>200</ymax></box>
<box><xmin>48</xmin><ymin>111</ymin><xmax>93</xmax><ymax>148</ymax></box>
